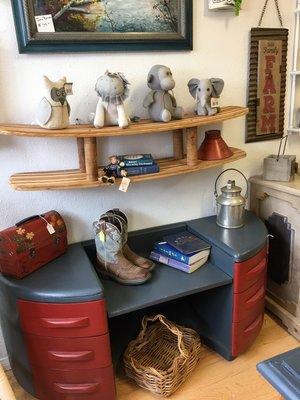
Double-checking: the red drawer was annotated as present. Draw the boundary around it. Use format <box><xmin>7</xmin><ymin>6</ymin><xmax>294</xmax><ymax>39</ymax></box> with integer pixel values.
<box><xmin>234</xmin><ymin>247</ymin><xmax>267</xmax><ymax>293</ymax></box>
<box><xmin>25</xmin><ymin>334</ymin><xmax>112</xmax><ymax>370</ymax></box>
<box><xmin>18</xmin><ymin>300</ymin><xmax>108</xmax><ymax>338</ymax></box>
<box><xmin>233</xmin><ymin>279</ymin><xmax>266</xmax><ymax>322</ymax></box>
<box><xmin>232</xmin><ymin>312</ymin><xmax>264</xmax><ymax>357</ymax></box>
<box><xmin>32</xmin><ymin>366</ymin><xmax>116</xmax><ymax>400</ymax></box>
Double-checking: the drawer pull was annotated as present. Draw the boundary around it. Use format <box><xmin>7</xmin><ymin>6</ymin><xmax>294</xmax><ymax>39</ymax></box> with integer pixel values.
<box><xmin>48</xmin><ymin>350</ymin><xmax>94</xmax><ymax>362</ymax></box>
<box><xmin>54</xmin><ymin>382</ymin><xmax>100</xmax><ymax>394</ymax></box>
<box><xmin>246</xmin><ymin>286</ymin><xmax>265</xmax><ymax>305</ymax></box>
<box><xmin>247</xmin><ymin>259</ymin><xmax>266</xmax><ymax>277</ymax></box>
<box><xmin>244</xmin><ymin>314</ymin><xmax>263</xmax><ymax>333</ymax></box>
<box><xmin>41</xmin><ymin>317</ymin><xmax>89</xmax><ymax>329</ymax></box>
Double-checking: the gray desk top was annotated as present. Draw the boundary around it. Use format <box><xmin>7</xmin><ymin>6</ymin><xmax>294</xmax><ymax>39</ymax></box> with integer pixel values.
<box><xmin>187</xmin><ymin>211</ymin><xmax>268</xmax><ymax>261</ymax></box>
<box><xmin>102</xmin><ymin>261</ymin><xmax>232</xmax><ymax>318</ymax></box>
<box><xmin>0</xmin><ymin>213</ymin><xmax>265</xmax><ymax>308</ymax></box>
<box><xmin>0</xmin><ymin>243</ymin><xmax>104</xmax><ymax>303</ymax></box>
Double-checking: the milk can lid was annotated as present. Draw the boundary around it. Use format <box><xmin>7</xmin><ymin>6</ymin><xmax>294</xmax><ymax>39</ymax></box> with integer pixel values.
<box><xmin>221</xmin><ymin>180</ymin><xmax>242</xmax><ymax>194</ymax></box>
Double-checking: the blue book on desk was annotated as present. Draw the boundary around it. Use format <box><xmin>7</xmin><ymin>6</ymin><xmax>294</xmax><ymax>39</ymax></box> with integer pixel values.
<box><xmin>150</xmin><ymin>251</ymin><xmax>209</xmax><ymax>273</ymax></box>
<box><xmin>154</xmin><ymin>241</ymin><xmax>209</xmax><ymax>265</ymax></box>
<box><xmin>163</xmin><ymin>231</ymin><xmax>210</xmax><ymax>255</ymax></box>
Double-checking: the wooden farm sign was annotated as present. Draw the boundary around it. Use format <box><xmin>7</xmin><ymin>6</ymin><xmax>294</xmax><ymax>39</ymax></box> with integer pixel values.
<box><xmin>246</xmin><ymin>28</ymin><xmax>288</xmax><ymax>143</ymax></box>
<box><xmin>257</xmin><ymin>39</ymin><xmax>282</xmax><ymax>135</ymax></box>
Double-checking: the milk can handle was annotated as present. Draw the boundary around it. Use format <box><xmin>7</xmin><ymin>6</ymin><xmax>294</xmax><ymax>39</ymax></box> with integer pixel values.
<box><xmin>214</xmin><ymin>168</ymin><xmax>249</xmax><ymax>199</ymax></box>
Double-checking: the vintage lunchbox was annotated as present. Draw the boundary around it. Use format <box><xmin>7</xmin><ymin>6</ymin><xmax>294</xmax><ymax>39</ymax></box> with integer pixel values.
<box><xmin>0</xmin><ymin>211</ymin><xmax>67</xmax><ymax>279</ymax></box>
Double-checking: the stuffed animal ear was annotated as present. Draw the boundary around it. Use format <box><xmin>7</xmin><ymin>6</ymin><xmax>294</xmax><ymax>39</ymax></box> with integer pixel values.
<box><xmin>147</xmin><ymin>74</ymin><xmax>154</xmax><ymax>84</ymax></box>
<box><xmin>188</xmin><ymin>78</ymin><xmax>200</xmax><ymax>99</ymax></box>
<box><xmin>117</xmin><ymin>72</ymin><xmax>130</xmax><ymax>86</ymax></box>
<box><xmin>95</xmin><ymin>77</ymin><xmax>103</xmax><ymax>96</ymax></box>
<box><xmin>43</xmin><ymin>76</ymin><xmax>52</xmax><ymax>89</ymax></box>
<box><xmin>61</xmin><ymin>76</ymin><xmax>67</xmax><ymax>83</ymax></box>
<box><xmin>143</xmin><ymin>91</ymin><xmax>155</xmax><ymax>108</ymax></box>
<box><xmin>210</xmin><ymin>78</ymin><xmax>224</xmax><ymax>97</ymax></box>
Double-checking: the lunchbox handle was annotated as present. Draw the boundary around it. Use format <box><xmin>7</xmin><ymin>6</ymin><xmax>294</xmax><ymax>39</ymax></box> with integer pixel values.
<box><xmin>16</xmin><ymin>215</ymin><xmax>42</xmax><ymax>227</ymax></box>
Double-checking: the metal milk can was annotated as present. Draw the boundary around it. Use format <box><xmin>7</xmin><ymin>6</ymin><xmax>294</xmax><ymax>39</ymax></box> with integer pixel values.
<box><xmin>214</xmin><ymin>168</ymin><xmax>248</xmax><ymax>229</ymax></box>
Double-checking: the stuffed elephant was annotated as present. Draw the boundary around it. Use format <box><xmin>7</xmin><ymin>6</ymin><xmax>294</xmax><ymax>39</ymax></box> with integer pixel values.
<box><xmin>143</xmin><ymin>65</ymin><xmax>182</xmax><ymax>123</ymax></box>
<box><xmin>188</xmin><ymin>78</ymin><xmax>224</xmax><ymax>116</ymax></box>
<box><xmin>94</xmin><ymin>71</ymin><xmax>130</xmax><ymax>129</ymax></box>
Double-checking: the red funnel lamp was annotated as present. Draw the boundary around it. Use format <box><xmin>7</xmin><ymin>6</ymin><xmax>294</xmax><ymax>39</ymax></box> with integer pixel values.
<box><xmin>198</xmin><ymin>130</ymin><xmax>233</xmax><ymax>161</ymax></box>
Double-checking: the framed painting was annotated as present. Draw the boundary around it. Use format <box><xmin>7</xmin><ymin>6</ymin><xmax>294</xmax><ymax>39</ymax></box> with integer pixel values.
<box><xmin>246</xmin><ymin>28</ymin><xmax>288</xmax><ymax>143</ymax></box>
<box><xmin>11</xmin><ymin>0</ymin><xmax>193</xmax><ymax>53</ymax></box>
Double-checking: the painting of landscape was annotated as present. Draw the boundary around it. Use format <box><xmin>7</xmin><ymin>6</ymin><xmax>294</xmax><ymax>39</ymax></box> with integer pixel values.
<box><xmin>33</xmin><ymin>0</ymin><xmax>179</xmax><ymax>33</ymax></box>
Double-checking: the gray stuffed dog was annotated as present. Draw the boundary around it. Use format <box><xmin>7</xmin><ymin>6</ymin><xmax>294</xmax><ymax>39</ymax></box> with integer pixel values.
<box><xmin>143</xmin><ymin>65</ymin><xmax>182</xmax><ymax>122</ymax></box>
<box><xmin>188</xmin><ymin>78</ymin><xmax>224</xmax><ymax>116</ymax></box>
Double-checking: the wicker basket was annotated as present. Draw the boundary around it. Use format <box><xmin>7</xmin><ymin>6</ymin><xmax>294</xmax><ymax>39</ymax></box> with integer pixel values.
<box><xmin>123</xmin><ymin>314</ymin><xmax>202</xmax><ymax>397</ymax></box>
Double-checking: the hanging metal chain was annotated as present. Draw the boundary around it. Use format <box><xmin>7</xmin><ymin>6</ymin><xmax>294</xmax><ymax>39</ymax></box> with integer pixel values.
<box><xmin>258</xmin><ymin>0</ymin><xmax>283</xmax><ymax>27</ymax></box>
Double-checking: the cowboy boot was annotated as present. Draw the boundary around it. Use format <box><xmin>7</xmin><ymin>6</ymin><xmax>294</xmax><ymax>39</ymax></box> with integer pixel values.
<box><xmin>93</xmin><ymin>218</ymin><xmax>151</xmax><ymax>285</ymax></box>
<box><xmin>104</xmin><ymin>209</ymin><xmax>155</xmax><ymax>271</ymax></box>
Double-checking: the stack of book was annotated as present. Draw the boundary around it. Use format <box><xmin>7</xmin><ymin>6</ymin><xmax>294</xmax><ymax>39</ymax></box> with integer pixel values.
<box><xmin>118</xmin><ymin>154</ymin><xmax>159</xmax><ymax>176</ymax></box>
<box><xmin>150</xmin><ymin>231</ymin><xmax>211</xmax><ymax>274</ymax></box>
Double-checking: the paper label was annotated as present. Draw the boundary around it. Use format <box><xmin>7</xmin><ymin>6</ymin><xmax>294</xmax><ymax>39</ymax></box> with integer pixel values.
<box><xmin>119</xmin><ymin>177</ymin><xmax>131</xmax><ymax>192</ymax></box>
<box><xmin>47</xmin><ymin>223</ymin><xmax>55</xmax><ymax>235</ymax></box>
<box><xmin>64</xmin><ymin>83</ymin><xmax>74</xmax><ymax>96</ymax></box>
<box><xmin>211</xmin><ymin>97</ymin><xmax>220</xmax><ymax>108</ymax></box>
<box><xmin>160</xmin><ymin>255</ymin><xmax>168</xmax><ymax>264</ymax></box>
<box><xmin>209</xmin><ymin>0</ymin><xmax>234</xmax><ymax>9</ymax></box>
<box><xmin>35</xmin><ymin>15</ymin><xmax>55</xmax><ymax>33</ymax></box>
<box><xmin>99</xmin><ymin>230</ymin><xmax>106</xmax><ymax>242</ymax></box>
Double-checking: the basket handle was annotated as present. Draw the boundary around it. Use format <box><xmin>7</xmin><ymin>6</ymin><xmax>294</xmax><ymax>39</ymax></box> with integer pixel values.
<box><xmin>140</xmin><ymin>314</ymin><xmax>189</xmax><ymax>360</ymax></box>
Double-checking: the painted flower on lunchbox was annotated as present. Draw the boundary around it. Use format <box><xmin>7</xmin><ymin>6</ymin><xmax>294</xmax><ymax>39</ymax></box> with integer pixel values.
<box><xmin>51</xmin><ymin>215</ymin><xmax>58</xmax><ymax>224</ymax></box>
<box><xmin>26</xmin><ymin>232</ymin><xmax>34</xmax><ymax>240</ymax></box>
<box><xmin>13</xmin><ymin>228</ymin><xmax>36</xmax><ymax>255</ymax></box>
<box><xmin>48</xmin><ymin>214</ymin><xmax>66</xmax><ymax>234</ymax></box>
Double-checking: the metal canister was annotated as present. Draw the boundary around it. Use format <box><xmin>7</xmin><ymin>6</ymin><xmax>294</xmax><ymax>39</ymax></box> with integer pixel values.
<box><xmin>214</xmin><ymin>168</ymin><xmax>248</xmax><ymax>229</ymax></box>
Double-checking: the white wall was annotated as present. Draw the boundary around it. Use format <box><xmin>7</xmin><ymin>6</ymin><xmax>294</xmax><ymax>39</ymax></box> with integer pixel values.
<box><xmin>0</xmin><ymin>0</ymin><xmax>298</xmax><ymax>364</ymax></box>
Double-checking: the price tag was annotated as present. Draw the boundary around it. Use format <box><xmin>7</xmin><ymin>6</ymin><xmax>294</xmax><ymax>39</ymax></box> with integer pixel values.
<box><xmin>35</xmin><ymin>15</ymin><xmax>55</xmax><ymax>33</ymax></box>
<box><xmin>99</xmin><ymin>230</ymin><xmax>106</xmax><ymax>242</ymax></box>
<box><xmin>64</xmin><ymin>83</ymin><xmax>74</xmax><ymax>96</ymax></box>
<box><xmin>211</xmin><ymin>97</ymin><xmax>220</xmax><ymax>108</ymax></box>
<box><xmin>47</xmin><ymin>223</ymin><xmax>55</xmax><ymax>235</ymax></box>
<box><xmin>119</xmin><ymin>177</ymin><xmax>131</xmax><ymax>192</ymax></box>
<box><xmin>160</xmin><ymin>255</ymin><xmax>168</xmax><ymax>264</ymax></box>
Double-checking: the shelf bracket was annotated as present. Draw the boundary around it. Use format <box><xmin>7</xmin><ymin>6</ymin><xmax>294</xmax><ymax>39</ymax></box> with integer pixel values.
<box><xmin>77</xmin><ymin>138</ymin><xmax>86</xmax><ymax>172</ymax></box>
<box><xmin>84</xmin><ymin>137</ymin><xmax>98</xmax><ymax>181</ymax></box>
<box><xmin>186</xmin><ymin>127</ymin><xmax>198</xmax><ymax>167</ymax></box>
<box><xmin>173</xmin><ymin>129</ymin><xmax>184</xmax><ymax>160</ymax></box>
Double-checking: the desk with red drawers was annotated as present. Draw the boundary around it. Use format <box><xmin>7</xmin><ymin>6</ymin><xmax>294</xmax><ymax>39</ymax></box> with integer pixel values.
<box><xmin>0</xmin><ymin>211</ymin><xmax>268</xmax><ymax>400</ymax></box>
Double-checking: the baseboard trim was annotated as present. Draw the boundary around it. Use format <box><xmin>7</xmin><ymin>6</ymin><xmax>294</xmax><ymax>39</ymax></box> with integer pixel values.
<box><xmin>0</xmin><ymin>356</ymin><xmax>10</xmax><ymax>371</ymax></box>
<box><xmin>266</xmin><ymin>295</ymin><xmax>300</xmax><ymax>340</ymax></box>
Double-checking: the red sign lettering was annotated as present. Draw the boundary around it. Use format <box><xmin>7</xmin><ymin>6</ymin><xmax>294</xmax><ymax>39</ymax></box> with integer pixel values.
<box><xmin>261</xmin><ymin>114</ymin><xmax>276</xmax><ymax>132</ymax></box>
<box><xmin>263</xmin><ymin>95</ymin><xmax>275</xmax><ymax>113</ymax></box>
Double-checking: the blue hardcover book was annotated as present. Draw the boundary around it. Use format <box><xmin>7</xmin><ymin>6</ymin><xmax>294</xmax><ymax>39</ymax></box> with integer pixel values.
<box><xmin>118</xmin><ymin>154</ymin><xmax>154</xmax><ymax>167</ymax></box>
<box><xmin>154</xmin><ymin>242</ymin><xmax>209</xmax><ymax>265</ymax></box>
<box><xmin>150</xmin><ymin>251</ymin><xmax>209</xmax><ymax>273</ymax></box>
<box><xmin>163</xmin><ymin>231</ymin><xmax>211</xmax><ymax>255</ymax></box>
<box><xmin>118</xmin><ymin>164</ymin><xmax>159</xmax><ymax>177</ymax></box>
